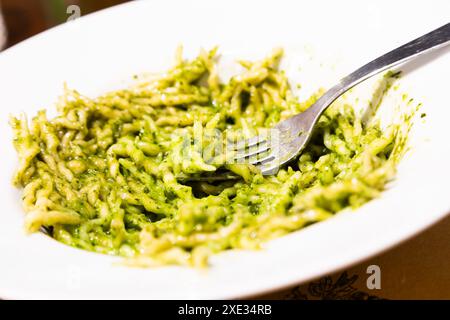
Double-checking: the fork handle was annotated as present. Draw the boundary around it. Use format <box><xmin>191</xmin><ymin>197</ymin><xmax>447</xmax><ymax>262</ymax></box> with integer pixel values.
<box><xmin>307</xmin><ymin>22</ymin><xmax>450</xmax><ymax>119</ymax></box>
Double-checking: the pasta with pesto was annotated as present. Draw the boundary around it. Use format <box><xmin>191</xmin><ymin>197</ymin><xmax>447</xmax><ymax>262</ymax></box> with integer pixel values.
<box><xmin>10</xmin><ymin>48</ymin><xmax>414</xmax><ymax>267</ymax></box>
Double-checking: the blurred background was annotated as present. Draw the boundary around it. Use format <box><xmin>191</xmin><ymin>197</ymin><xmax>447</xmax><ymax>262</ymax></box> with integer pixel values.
<box><xmin>0</xmin><ymin>0</ymin><xmax>131</xmax><ymax>50</ymax></box>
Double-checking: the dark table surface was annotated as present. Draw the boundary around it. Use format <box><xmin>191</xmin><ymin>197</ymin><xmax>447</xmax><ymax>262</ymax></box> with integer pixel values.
<box><xmin>1</xmin><ymin>0</ymin><xmax>130</xmax><ymax>49</ymax></box>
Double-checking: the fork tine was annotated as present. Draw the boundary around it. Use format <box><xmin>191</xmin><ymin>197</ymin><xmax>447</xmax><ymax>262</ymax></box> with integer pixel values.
<box><xmin>248</xmin><ymin>151</ymin><xmax>276</xmax><ymax>165</ymax></box>
<box><xmin>233</xmin><ymin>143</ymin><xmax>271</xmax><ymax>161</ymax></box>
<box><xmin>232</xmin><ymin>133</ymin><xmax>268</xmax><ymax>151</ymax></box>
<box><xmin>256</xmin><ymin>159</ymin><xmax>281</xmax><ymax>175</ymax></box>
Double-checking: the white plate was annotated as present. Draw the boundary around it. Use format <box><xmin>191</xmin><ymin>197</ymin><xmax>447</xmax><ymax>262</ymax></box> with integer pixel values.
<box><xmin>0</xmin><ymin>0</ymin><xmax>449</xmax><ymax>299</ymax></box>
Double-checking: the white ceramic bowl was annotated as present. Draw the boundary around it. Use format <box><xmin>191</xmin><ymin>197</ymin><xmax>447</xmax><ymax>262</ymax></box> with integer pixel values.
<box><xmin>0</xmin><ymin>0</ymin><xmax>449</xmax><ymax>299</ymax></box>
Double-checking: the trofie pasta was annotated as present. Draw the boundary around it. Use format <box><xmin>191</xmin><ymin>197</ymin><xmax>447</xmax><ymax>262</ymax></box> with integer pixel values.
<box><xmin>10</xmin><ymin>48</ymin><xmax>415</xmax><ymax>267</ymax></box>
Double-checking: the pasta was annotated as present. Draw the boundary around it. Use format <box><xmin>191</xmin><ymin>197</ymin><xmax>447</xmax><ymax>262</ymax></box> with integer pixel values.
<box><xmin>10</xmin><ymin>48</ymin><xmax>415</xmax><ymax>267</ymax></box>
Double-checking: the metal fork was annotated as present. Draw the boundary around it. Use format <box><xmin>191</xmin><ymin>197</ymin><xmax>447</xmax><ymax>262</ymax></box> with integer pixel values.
<box><xmin>180</xmin><ymin>23</ymin><xmax>450</xmax><ymax>183</ymax></box>
<box><xmin>230</xmin><ymin>22</ymin><xmax>450</xmax><ymax>175</ymax></box>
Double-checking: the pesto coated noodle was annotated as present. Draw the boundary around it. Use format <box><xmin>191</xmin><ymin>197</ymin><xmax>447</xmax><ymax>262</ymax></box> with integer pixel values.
<box><xmin>10</xmin><ymin>48</ymin><xmax>415</xmax><ymax>267</ymax></box>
